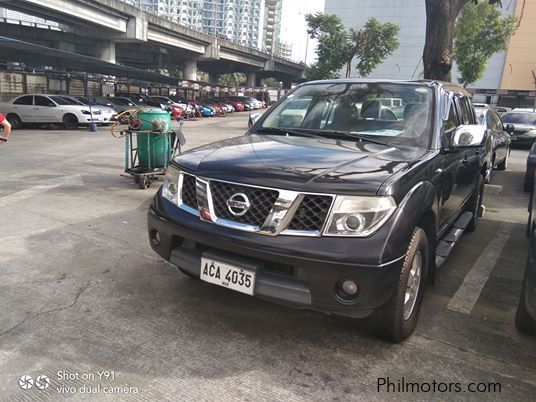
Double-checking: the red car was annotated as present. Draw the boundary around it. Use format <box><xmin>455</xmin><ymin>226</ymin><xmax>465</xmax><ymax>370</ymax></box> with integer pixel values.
<box><xmin>222</xmin><ymin>98</ymin><xmax>245</xmax><ymax>111</ymax></box>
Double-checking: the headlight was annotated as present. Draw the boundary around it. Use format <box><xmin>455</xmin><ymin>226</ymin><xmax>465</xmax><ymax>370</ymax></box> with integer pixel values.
<box><xmin>81</xmin><ymin>110</ymin><xmax>91</xmax><ymax>115</ymax></box>
<box><xmin>162</xmin><ymin>165</ymin><xmax>180</xmax><ymax>205</ymax></box>
<box><xmin>324</xmin><ymin>196</ymin><xmax>397</xmax><ymax>237</ymax></box>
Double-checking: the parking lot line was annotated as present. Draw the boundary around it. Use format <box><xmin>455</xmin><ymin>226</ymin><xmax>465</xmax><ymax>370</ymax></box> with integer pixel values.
<box><xmin>0</xmin><ymin>174</ymin><xmax>83</xmax><ymax>206</ymax></box>
<box><xmin>447</xmin><ymin>223</ymin><xmax>514</xmax><ymax>314</ymax></box>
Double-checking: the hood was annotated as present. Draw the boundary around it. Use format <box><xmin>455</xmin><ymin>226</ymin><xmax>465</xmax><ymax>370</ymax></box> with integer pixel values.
<box><xmin>175</xmin><ymin>134</ymin><xmax>427</xmax><ymax>195</ymax></box>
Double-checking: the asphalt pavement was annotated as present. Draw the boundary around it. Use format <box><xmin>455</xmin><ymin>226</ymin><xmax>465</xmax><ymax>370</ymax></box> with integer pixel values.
<box><xmin>0</xmin><ymin>113</ymin><xmax>535</xmax><ymax>401</ymax></box>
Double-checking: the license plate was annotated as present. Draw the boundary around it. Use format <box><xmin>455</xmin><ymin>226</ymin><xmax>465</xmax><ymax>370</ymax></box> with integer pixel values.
<box><xmin>200</xmin><ymin>258</ymin><xmax>256</xmax><ymax>296</ymax></box>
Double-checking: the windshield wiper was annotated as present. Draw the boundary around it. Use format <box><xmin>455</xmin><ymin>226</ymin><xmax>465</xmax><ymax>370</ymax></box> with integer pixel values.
<box><xmin>254</xmin><ymin>127</ymin><xmax>321</xmax><ymax>138</ymax></box>
<box><xmin>318</xmin><ymin>130</ymin><xmax>392</xmax><ymax>147</ymax></box>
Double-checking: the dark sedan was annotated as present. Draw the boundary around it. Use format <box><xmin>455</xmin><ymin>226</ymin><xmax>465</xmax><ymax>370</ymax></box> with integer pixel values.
<box><xmin>475</xmin><ymin>107</ymin><xmax>512</xmax><ymax>182</ymax></box>
<box><xmin>502</xmin><ymin>110</ymin><xmax>536</xmax><ymax>148</ymax></box>
<box><xmin>517</xmin><ymin>180</ymin><xmax>536</xmax><ymax>335</ymax></box>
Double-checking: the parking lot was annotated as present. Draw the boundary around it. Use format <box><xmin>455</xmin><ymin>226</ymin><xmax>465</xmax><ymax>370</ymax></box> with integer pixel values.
<box><xmin>0</xmin><ymin>112</ymin><xmax>535</xmax><ymax>401</ymax></box>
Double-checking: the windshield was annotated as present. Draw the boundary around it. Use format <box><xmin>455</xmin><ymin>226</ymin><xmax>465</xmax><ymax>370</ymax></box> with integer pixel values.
<box><xmin>260</xmin><ymin>82</ymin><xmax>433</xmax><ymax>146</ymax></box>
<box><xmin>502</xmin><ymin>112</ymin><xmax>536</xmax><ymax>125</ymax></box>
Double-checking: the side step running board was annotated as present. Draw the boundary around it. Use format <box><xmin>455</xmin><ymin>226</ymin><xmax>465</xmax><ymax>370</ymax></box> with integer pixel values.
<box><xmin>435</xmin><ymin>211</ymin><xmax>473</xmax><ymax>268</ymax></box>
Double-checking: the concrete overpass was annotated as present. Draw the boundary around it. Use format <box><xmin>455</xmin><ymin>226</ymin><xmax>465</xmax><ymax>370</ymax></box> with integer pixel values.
<box><xmin>0</xmin><ymin>0</ymin><xmax>306</xmax><ymax>88</ymax></box>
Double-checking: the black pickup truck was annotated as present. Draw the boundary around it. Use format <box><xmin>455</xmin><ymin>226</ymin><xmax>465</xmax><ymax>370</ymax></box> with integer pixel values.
<box><xmin>148</xmin><ymin>80</ymin><xmax>487</xmax><ymax>342</ymax></box>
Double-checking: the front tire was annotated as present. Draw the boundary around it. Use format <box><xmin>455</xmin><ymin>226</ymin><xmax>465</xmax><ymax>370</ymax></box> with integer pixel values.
<box><xmin>370</xmin><ymin>227</ymin><xmax>429</xmax><ymax>343</ymax></box>
<box><xmin>62</xmin><ymin>114</ymin><xmax>79</xmax><ymax>129</ymax></box>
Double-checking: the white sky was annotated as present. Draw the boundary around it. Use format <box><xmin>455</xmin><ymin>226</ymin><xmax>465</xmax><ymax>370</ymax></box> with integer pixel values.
<box><xmin>279</xmin><ymin>0</ymin><xmax>325</xmax><ymax>64</ymax></box>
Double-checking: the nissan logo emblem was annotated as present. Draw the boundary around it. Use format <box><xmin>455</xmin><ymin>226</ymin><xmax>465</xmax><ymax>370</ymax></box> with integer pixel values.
<box><xmin>227</xmin><ymin>193</ymin><xmax>251</xmax><ymax>217</ymax></box>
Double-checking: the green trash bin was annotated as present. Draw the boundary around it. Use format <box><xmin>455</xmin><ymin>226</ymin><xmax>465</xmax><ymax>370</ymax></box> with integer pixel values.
<box><xmin>135</xmin><ymin>109</ymin><xmax>172</xmax><ymax>169</ymax></box>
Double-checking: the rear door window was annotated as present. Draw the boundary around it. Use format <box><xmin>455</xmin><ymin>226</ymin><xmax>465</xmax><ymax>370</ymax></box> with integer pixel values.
<box><xmin>14</xmin><ymin>96</ymin><xmax>33</xmax><ymax>105</ymax></box>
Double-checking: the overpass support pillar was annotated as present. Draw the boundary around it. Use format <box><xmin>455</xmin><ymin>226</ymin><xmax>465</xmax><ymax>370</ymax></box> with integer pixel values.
<box><xmin>247</xmin><ymin>72</ymin><xmax>257</xmax><ymax>88</ymax></box>
<box><xmin>184</xmin><ymin>60</ymin><xmax>198</xmax><ymax>81</ymax></box>
<box><xmin>282</xmin><ymin>79</ymin><xmax>293</xmax><ymax>89</ymax></box>
<box><xmin>95</xmin><ymin>40</ymin><xmax>116</xmax><ymax>64</ymax></box>
<box><xmin>208</xmin><ymin>73</ymin><xmax>220</xmax><ymax>85</ymax></box>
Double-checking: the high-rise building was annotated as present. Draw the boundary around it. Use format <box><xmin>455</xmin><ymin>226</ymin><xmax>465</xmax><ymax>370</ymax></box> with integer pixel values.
<box><xmin>120</xmin><ymin>0</ymin><xmax>269</xmax><ymax>50</ymax></box>
<box><xmin>324</xmin><ymin>0</ymin><xmax>534</xmax><ymax>95</ymax></box>
<box><xmin>263</xmin><ymin>0</ymin><xmax>282</xmax><ymax>54</ymax></box>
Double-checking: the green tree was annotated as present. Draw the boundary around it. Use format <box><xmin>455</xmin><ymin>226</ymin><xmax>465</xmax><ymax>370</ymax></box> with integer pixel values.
<box><xmin>305</xmin><ymin>13</ymin><xmax>400</xmax><ymax>80</ymax></box>
<box><xmin>454</xmin><ymin>1</ymin><xmax>517</xmax><ymax>86</ymax></box>
<box><xmin>218</xmin><ymin>73</ymin><xmax>246</xmax><ymax>87</ymax></box>
<box><xmin>305</xmin><ymin>13</ymin><xmax>348</xmax><ymax>80</ymax></box>
<box><xmin>345</xmin><ymin>18</ymin><xmax>400</xmax><ymax>78</ymax></box>
<box><xmin>423</xmin><ymin>0</ymin><xmax>504</xmax><ymax>81</ymax></box>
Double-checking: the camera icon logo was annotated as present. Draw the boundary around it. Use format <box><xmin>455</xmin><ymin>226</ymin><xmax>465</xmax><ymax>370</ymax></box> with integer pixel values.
<box><xmin>35</xmin><ymin>375</ymin><xmax>50</xmax><ymax>390</ymax></box>
<box><xmin>18</xmin><ymin>375</ymin><xmax>33</xmax><ymax>390</ymax></box>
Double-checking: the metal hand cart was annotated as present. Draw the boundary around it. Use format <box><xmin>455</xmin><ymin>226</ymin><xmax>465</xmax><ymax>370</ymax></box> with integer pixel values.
<box><xmin>112</xmin><ymin>108</ymin><xmax>186</xmax><ymax>189</ymax></box>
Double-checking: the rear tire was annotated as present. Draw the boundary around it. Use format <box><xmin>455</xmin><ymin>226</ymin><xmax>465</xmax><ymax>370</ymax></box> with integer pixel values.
<box><xmin>496</xmin><ymin>152</ymin><xmax>508</xmax><ymax>171</ymax></box>
<box><xmin>515</xmin><ymin>278</ymin><xmax>536</xmax><ymax>335</ymax></box>
<box><xmin>466</xmin><ymin>175</ymin><xmax>484</xmax><ymax>233</ymax></box>
<box><xmin>6</xmin><ymin>114</ymin><xmax>22</xmax><ymax>129</ymax></box>
<box><xmin>62</xmin><ymin>114</ymin><xmax>79</xmax><ymax>129</ymax></box>
<box><xmin>524</xmin><ymin>172</ymin><xmax>534</xmax><ymax>193</ymax></box>
<box><xmin>369</xmin><ymin>227</ymin><xmax>429</xmax><ymax>343</ymax></box>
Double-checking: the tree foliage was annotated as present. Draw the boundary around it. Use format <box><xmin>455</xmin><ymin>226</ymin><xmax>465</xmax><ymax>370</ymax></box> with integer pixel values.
<box><xmin>345</xmin><ymin>18</ymin><xmax>400</xmax><ymax>78</ymax></box>
<box><xmin>218</xmin><ymin>73</ymin><xmax>246</xmax><ymax>87</ymax></box>
<box><xmin>454</xmin><ymin>1</ymin><xmax>517</xmax><ymax>86</ymax></box>
<box><xmin>305</xmin><ymin>13</ymin><xmax>348</xmax><ymax>80</ymax></box>
<box><xmin>423</xmin><ymin>0</ymin><xmax>503</xmax><ymax>81</ymax></box>
<box><xmin>305</xmin><ymin>13</ymin><xmax>399</xmax><ymax>80</ymax></box>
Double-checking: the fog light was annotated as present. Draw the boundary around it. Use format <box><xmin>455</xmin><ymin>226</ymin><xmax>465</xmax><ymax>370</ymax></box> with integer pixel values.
<box><xmin>342</xmin><ymin>280</ymin><xmax>358</xmax><ymax>295</ymax></box>
<box><xmin>150</xmin><ymin>230</ymin><xmax>161</xmax><ymax>248</ymax></box>
<box><xmin>336</xmin><ymin>279</ymin><xmax>359</xmax><ymax>304</ymax></box>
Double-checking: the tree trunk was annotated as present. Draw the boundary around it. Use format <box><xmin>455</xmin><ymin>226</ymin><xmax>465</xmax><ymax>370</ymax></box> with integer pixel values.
<box><xmin>423</xmin><ymin>0</ymin><xmax>467</xmax><ymax>81</ymax></box>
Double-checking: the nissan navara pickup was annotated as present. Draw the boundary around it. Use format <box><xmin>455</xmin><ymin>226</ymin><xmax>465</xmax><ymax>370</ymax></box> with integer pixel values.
<box><xmin>148</xmin><ymin>80</ymin><xmax>487</xmax><ymax>342</ymax></box>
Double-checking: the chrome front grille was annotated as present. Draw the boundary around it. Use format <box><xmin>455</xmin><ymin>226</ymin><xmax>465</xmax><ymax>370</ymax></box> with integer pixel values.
<box><xmin>288</xmin><ymin>195</ymin><xmax>333</xmax><ymax>232</ymax></box>
<box><xmin>210</xmin><ymin>180</ymin><xmax>279</xmax><ymax>226</ymax></box>
<box><xmin>177</xmin><ymin>172</ymin><xmax>333</xmax><ymax>236</ymax></box>
<box><xmin>181</xmin><ymin>174</ymin><xmax>198</xmax><ymax>209</ymax></box>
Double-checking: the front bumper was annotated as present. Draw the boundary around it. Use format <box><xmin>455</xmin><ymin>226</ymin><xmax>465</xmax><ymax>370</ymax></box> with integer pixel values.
<box><xmin>147</xmin><ymin>195</ymin><xmax>404</xmax><ymax>318</ymax></box>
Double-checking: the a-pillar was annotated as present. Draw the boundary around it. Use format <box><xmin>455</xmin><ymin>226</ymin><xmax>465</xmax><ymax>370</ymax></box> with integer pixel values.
<box><xmin>208</xmin><ymin>73</ymin><xmax>220</xmax><ymax>85</ymax></box>
<box><xmin>184</xmin><ymin>59</ymin><xmax>198</xmax><ymax>81</ymax></box>
<box><xmin>95</xmin><ymin>40</ymin><xmax>116</xmax><ymax>64</ymax></box>
<box><xmin>247</xmin><ymin>72</ymin><xmax>257</xmax><ymax>88</ymax></box>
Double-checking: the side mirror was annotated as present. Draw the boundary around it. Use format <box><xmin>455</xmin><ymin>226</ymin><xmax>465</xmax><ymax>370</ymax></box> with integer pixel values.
<box><xmin>248</xmin><ymin>112</ymin><xmax>262</xmax><ymax>128</ymax></box>
<box><xmin>451</xmin><ymin>125</ymin><xmax>487</xmax><ymax>148</ymax></box>
<box><xmin>504</xmin><ymin>123</ymin><xmax>514</xmax><ymax>134</ymax></box>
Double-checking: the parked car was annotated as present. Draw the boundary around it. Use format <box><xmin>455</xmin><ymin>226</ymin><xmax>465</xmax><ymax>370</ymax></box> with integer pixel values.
<box><xmin>147</xmin><ymin>96</ymin><xmax>185</xmax><ymax>120</ymax></box>
<box><xmin>1</xmin><ymin>94</ymin><xmax>103</xmax><ymax>128</ymax></box>
<box><xmin>71</xmin><ymin>96</ymin><xmax>117</xmax><ymax>124</ymax></box>
<box><xmin>517</xmin><ymin>179</ymin><xmax>536</xmax><ymax>335</ymax></box>
<box><xmin>147</xmin><ymin>79</ymin><xmax>488</xmax><ymax>342</ymax></box>
<box><xmin>524</xmin><ymin>143</ymin><xmax>536</xmax><ymax>192</ymax></box>
<box><xmin>492</xmin><ymin>106</ymin><xmax>511</xmax><ymax>117</ymax></box>
<box><xmin>475</xmin><ymin>107</ymin><xmax>512</xmax><ymax>182</ymax></box>
<box><xmin>105</xmin><ymin>96</ymin><xmax>139</xmax><ymax>114</ymax></box>
<box><xmin>221</xmin><ymin>98</ymin><xmax>245</xmax><ymax>112</ymax></box>
<box><xmin>501</xmin><ymin>111</ymin><xmax>536</xmax><ymax>148</ymax></box>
